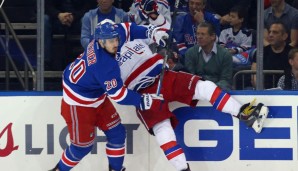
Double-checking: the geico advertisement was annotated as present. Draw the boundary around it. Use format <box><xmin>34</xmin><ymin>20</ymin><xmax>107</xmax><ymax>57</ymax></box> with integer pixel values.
<box><xmin>0</xmin><ymin>92</ymin><xmax>297</xmax><ymax>171</ymax></box>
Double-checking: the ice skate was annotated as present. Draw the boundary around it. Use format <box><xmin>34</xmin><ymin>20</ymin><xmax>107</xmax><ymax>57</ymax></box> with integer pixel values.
<box><xmin>109</xmin><ymin>165</ymin><xmax>126</xmax><ymax>171</ymax></box>
<box><xmin>49</xmin><ymin>164</ymin><xmax>59</xmax><ymax>171</ymax></box>
<box><xmin>237</xmin><ymin>99</ymin><xmax>269</xmax><ymax>133</ymax></box>
<box><xmin>181</xmin><ymin>163</ymin><xmax>191</xmax><ymax>171</ymax></box>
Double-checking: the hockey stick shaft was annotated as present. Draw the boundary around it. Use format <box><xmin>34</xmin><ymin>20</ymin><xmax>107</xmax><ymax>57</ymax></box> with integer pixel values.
<box><xmin>156</xmin><ymin>0</ymin><xmax>180</xmax><ymax>96</ymax></box>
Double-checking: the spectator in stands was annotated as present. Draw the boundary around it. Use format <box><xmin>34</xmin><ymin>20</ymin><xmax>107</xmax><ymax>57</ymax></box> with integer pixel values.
<box><xmin>128</xmin><ymin>0</ymin><xmax>171</xmax><ymax>53</ymax></box>
<box><xmin>113</xmin><ymin>0</ymin><xmax>134</xmax><ymax>12</ymax></box>
<box><xmin>128</xmin><ymin>0</ymin><xmax>171</xmax><ymax>25</ymax></box>
<box><xmin>292</xmin><ymin>0</ymin><xmax>298</xmax><ymax>9</ymax></box>
<box><xmin>81</xmin><ymin>0</ymin><xmax>171</xmax><ymax>51</ymax></box>
<box><xmin>218</xmin><ymin>5</ymin><xmax>253</xmax><ymax>67</ymax></box>
<box><xmin>277</xmin><ymin>48</ymin><xmax>298</xmax><ymax>90</ymax></box>
<box><xmin>251</xmin><ymin>21</ymin><xmax>292</xmax><ymax>89</ymax></box>
<box><xmin>265</xmin><ymin>0</ymin><xmax>272</xmax><ymax>9</ymax></box>
<box><xmin>205</xmin><ymin>0</ymin><xmax>253</xmax><ymax>28</ymax></box>
<box><xmin>264</xmin><ymin>0</ymin><xmax>298</xmax><ymax>47</ymax></box>
<box><xmin>44</xmin><ymin>0</ymin><xmax>95</xmax><ymax>70</ymax></box>
<box><xmin>184</xmin><ymin>22</ymin><xmax>233</xmax><ymax>90</ymax></box>
<box><xmin>219</xmin><ymin>5</ymin><xmax>252</xmax><ymax>56</ymax></box>
<box><xmin>81</xmin><ymin>0</ymin><xmax>129</xmax><ymax>50</ymax></box>
<box><xmin>168</xmin><ymin>0</ymin><xmax>189</xmax><ymax>12</ymax></box>
<box><xmin>173</xmin><ymin>0</ymin><xmax>220</xmax><ymax>60</ymax></box>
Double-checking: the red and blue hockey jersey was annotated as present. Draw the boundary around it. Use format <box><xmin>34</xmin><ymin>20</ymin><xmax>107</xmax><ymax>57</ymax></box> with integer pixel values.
<box><xmin>62</xmin><ymin>22</ymin><xmax>154</xmax><ymax>108</ymax></box>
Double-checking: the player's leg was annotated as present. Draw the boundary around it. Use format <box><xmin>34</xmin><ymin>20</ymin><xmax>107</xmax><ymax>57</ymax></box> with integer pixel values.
<box><xmin>135</xmin><ymin>97</ymin><xmax>190</xmax><ymax>170</ymax></box>
<box><xmin>152</xmin><ymin>119</ymin><xmax>190</xmax><ymax>171</ymax></box>
<box><xmin>193</xmin><ymin>80</ymin><xmax>268</xmax><ymax>133</ymax></box>
<box><xmin>50</xmin><ymin>100</ymin><xmax>97</xmax><ymax>171</ymax></box>
<box><xmin>96</xmin><ymin>98</ymin><xmax>126</xmax><ymax>171</ymax></box>
<box><xmin>104</xmin><ymin>124</ymin><xmax>126</xmax><ymax>171</ymax></box>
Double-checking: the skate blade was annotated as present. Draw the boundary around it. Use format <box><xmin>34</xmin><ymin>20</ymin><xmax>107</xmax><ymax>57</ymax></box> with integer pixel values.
<box><xmin>252</xmin><ymin>106</ymin><xmax>269</xmax><ymax>133</ymax></box>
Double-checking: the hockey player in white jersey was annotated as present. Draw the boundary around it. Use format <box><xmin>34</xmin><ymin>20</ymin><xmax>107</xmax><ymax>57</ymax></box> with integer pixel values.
<box><xmin>117</xmin><ymin>24</ymin><xmax>269</xmax><ymax>171</ymax></box>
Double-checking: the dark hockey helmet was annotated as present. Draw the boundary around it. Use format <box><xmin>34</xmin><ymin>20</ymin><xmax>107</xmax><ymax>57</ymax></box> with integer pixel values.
<box><xmin>94</xmin><ymin>19</ymin><xmax>119</xmax><ymax>41</ymax></box>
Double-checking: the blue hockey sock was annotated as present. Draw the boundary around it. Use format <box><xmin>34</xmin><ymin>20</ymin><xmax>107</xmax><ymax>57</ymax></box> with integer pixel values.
<box><xmin>58</xmin><ymin>144</ymin><xmax>93</xmax><ymax>171</ymax></box>
<box><xmin>105</xmin><ymin>124</ymin><xmax>126</xmax><ymax>171</ymax></box>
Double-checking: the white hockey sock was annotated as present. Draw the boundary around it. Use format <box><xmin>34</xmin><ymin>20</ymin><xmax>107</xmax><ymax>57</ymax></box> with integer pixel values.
<box><xmin>193</xmin><ymin>80</ymin><xmax>242</xmax><ymax>116</ymax></box>
<box><xmin>153</xmin><ymin>119</ymin><xmax>188</xmax><ymax>171</ymax></box>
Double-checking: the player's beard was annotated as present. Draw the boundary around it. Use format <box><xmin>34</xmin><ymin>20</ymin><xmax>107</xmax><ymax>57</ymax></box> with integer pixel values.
<box><xmin>112</xmin><ymin>47</ymin><xmax>118</xmax><ymax>54</ymax></box>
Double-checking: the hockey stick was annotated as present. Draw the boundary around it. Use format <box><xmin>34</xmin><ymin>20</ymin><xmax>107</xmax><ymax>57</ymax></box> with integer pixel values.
<box><xmin>0</xmin><ymin>0</ymin><xmax>5</xmax><ymax>8</ymax></box>
<box><xmin>156</xmin><ymin>0</ymin><xmax>180</xmax><ymax>96</ymax></box>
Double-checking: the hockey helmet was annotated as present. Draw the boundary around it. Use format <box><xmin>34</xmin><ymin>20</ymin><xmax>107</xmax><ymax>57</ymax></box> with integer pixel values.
<box><xmin>94</xmin><ymin>19</ymin><xmax>119</xmax><ymax>41</ymax></box>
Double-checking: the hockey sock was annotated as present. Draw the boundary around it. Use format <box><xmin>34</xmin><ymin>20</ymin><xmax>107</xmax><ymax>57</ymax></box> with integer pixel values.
<box><xmin>58</xmin><ymin>143</ymin><xmax>93</xmax><ymax>171</ymax></box>
<box><xmin>153</xmin><ymin>119</ymin><xmax>188</xmax><ymax>171</ymax></box>
<box><xmin>193</xmin><ymin>80</ymin><xmax>242</xmax><ymax>116</ymax></box>
<box><xmin>105</xmin><ymin>124</ymin><xmax>126</xmax><ymax>171</ymax></box>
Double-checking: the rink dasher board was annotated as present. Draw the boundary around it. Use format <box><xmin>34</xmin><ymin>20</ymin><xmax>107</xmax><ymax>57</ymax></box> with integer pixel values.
<box><xmin>0</xmin><ymin>91</ymin><xmax>297</xmax><ymax>171</ymax></box>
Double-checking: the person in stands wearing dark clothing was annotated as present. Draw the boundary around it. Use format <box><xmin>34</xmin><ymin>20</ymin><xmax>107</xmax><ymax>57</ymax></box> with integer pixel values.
<box><xmin>251</xmin><ymin>21</ymin><xmax>293</xmax><ymax>89</ymax></box>
<box><xmin>277</xmin><ymin>48</ymin><xmax>298</xmax><ymax>90</ymax></box>
<box><xmin>205</xmin><ymin>0</ymin><xmax>252</xmax><ymax>27</ymax></box>
<box><xmin>44</xmin><ymin>0</ymin><xmax>96</xmax><ymax>70</ymax></box>
<box><xmin>264</xmin><ymin>0</ymin><xmax>298</xmax><ymax>47</ymax></box>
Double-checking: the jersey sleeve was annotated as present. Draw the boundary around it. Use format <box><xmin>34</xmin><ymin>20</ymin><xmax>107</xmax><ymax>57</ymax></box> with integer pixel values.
<box><xmin>219</xmin><ymin>29</ymin><xmax>228</xmax><ymax>45</ymax></box>
<box><xmin>204</xmin><ymin>12</ymin><xmax>221</xmax><ymax>36</ymax></box>
<box><xmin>239</xmin><ymin>30</ymin><xmax>252</xmax><ymax>52</ymax></box>
<box><xmin>156</xmin><ymin>0</ymin><xmax>171</xmax><ymax>26</ymax></box>
<box><xmin>173</xmin><ymin>14</ymin><xmax>187</xmax><ymax>56</ymax></box>
<box><xmin>117</xmin><ymin>22</ymin><xmax>148</xmax><ymax>43</ymax></box>
<box><xmin>117</xmin><ymin>22</ymin><xmax>166</xmax><ymax>45</ymax></box>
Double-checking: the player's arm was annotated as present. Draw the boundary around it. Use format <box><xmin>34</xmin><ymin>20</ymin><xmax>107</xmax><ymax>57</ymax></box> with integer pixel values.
<box><xmin>117</xmin><ymin>21</ymin><xmax>169</xmax><ymax>47</ymax></box>
<box><xmin>173</xmin><ymin>15</ymin><xmax>187</xmax><ymax>56</ymax></box>
<box><xmin>156</xmin><ymin>0</ymin><xmax>171</xmax><ymax>24</ymax></box>
<box><xmin>97</xmin><ymin>62</ymin><xmax>162</xmax><ymax>111</ymax></box>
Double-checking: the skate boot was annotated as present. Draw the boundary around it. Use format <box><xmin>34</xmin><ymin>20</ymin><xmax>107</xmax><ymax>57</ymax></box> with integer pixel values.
<box><xmin>237</xmin><ymin>99</ymin><xmax>269</xmax><ymax>133</ymax></box>
<box><xmin>109</xmin><ymin>165</ymin><xmax>126</xmax><ymax>171</ymax></box>
<box><xmin>49</xmin><ymin>164</ymin><xmax>59</xmax><ymax>171</ymax></box>
<box><xmin>181</xmin><ymin>163</ymin><xmax>191</xmax><ymax>171</ymax></box>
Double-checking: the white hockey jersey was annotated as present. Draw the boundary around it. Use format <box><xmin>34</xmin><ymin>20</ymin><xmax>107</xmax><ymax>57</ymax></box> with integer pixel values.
<box><xmin>116</xmin><ymin>13</ymin><xmax>170</xmax><ymax>92</ymax></box>
<box><xmin>117</xmin><ymin>39</ymin><xmax>164</xmax><ymax>91</ymax></box>
<box><xmin>219</xmin><ymin>27</ymin><xmax>252</xmax><ymax>53</ymax></box>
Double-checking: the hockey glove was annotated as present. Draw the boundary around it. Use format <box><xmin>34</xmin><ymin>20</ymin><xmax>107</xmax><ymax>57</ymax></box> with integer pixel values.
<box><xmin>154</xmin><ymin>29</ymin><xmax>168</xmax><ymax>47</ymax></box>
<box><xmin>140</xmin><ymin>93</ymin><xmax>164</xmax><ymax>111</ymax></box>
<box><xmin>140</xmin><ymin>0</ymin><xmax>159</xmax><ymax>16</ymax></box>
<box><xmin>147</xmin><ymin>25</ymin><xmax>169</xmax><ymax>47</ymax></box>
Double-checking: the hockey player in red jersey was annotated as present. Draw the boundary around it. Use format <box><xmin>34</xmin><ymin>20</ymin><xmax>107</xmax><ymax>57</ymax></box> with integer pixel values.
<box><xmin>118</xmin><ymin>37</ymin><xmax>269</xmax><ymax>171</ymax></box>
<box><xmin>50</xmin><ymin>19</ymin><xmax>169</xmax><ymax>171</ymax></box>
<box><xmin>116</xmin><ymin>11</ymin><xmax>268</xmax><ymax>170</ymax></box>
